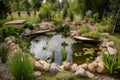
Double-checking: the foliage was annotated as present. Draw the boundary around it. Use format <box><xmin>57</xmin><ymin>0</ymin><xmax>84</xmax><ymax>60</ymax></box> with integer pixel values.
<box><xmin>78</xmin><ymin>25</ymin><xmax>91</xmax><ymax>35</ymax></box>
<box><xmin>24</xmin><ymin>23</ymin><xmax>35</xmax><ymax>30</ymax></box>
<box><xmin>62</xmin><ymin>7</ymin><xmax>68</xmax><ymax>19</ymax></box>
<box><xmin>0</xmin><ymin>26</ymin><xmax>23</xmax><ymax>38</ymax></box>
<box><xmin>0</xmin><ymin>46</ymin><xmax>9</xmax><ymax>63</ymax></box>
<box><xmin>0</xmin><ymin>0</ymin><xmax>11</xmax><ymax>19</ymax></box>
<box><xmin>84</xmin><ymin>31</ymin><xmax>101</xmax><ymax>39</ymax></box>
<box><xmin>61</xmin><ymin>49</ymin><xmax>67</xmax><ymax>61</ymax></box>
<box><xmin>0</xmin><ymin>19</ymin><xmax>10</xmax><ymax>27</ymax></box>
<box><xmin>56</xmin><ymin>71</ymin><xmax>75</xmax><ymax>80</ymax></box>
<box><xmin>83</xmin><ymin>48</ymin><xmax>95</xmax><ymax>55</ymax></box>
<box><xmin>9</xmin><ymin>50</ymin><xmax>34</xmax><ymax>80</ymax></box>
<box><xmin>39</xmin><ymin>2</ymin><xmax>52</xmax><ymax>21</ymax></box>
<box><xmin>31</xmin><ymin>0</ymin><xmax>43</xmax><ymax>10</ymax></box>
<box><xmin>102</xmin><ymin>51</ymin><xmax>120</xmax><ymax>76</ymax></box>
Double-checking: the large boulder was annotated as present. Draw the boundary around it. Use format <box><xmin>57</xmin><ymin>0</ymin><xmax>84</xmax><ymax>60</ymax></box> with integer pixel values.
<box><xmin>34</xmin><ymin>71</ymin><xmax>42</xmax><ymax>77</ymax></box>
<box><xmin>86</xmin><ymin>71</ymin><xmax>94</xmax><ymax>78</ymax></box>
<box><xmin>75</xmin><ymin>67</ymin><xmax>86</xmax><ymax>77</ymax></box>
<box><xmin>35</xmin><ymin>61</ymin><xmax>43</xmax><ymax>71</ymax></box>
<box><xmin>70</xmin><ymin>63</ymin><xmax>78</xmax><ymax>72</ymax></box>
<box><xmin>107</xmin><ymin>47</ymin><xmax>117</xmax><ymax>55</ymax></box>
<box><xmin>50</xmin><ymin>63</ymin><xmax>60</xmax><ymax>74</ymax></box>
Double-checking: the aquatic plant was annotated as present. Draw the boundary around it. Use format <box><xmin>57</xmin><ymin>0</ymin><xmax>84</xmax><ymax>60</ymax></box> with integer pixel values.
<box><xmin>61</xmin><ymin>49</ymin><xmax>68</xmax><ymax>61</ymax></box>
<box><xmin>0</xmin><ymin>46</ymin><xmax>9</xmax><ymax>63</ymax></box>
<box><xmin>9</xmin><ymin>50</ymin><xmax>34</xmax><ymax>80</ymax></box>
<box><xmin>102</xmin><ymin>51</ymin><xmax>120</xmax><ymax>76</ymax></box>
<box><xmin>83</xmin><ymin>48</ymin><xmax>95</xmax><ymax>55</ymax></box>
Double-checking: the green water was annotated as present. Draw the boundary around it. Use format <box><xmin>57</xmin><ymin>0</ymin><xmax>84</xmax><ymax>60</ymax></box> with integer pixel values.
<box><xmin>30</xmin><ymin>32</ymin><xmax>99</xmax><ymax>65</ymax></box>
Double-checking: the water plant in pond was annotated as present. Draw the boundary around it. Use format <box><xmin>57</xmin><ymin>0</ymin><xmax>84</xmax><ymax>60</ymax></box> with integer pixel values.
<box><xmin>102</xmin><ymin>51</ymin><xmax>120</xmax><ymax>76</ymax></box>
<box><xmin>9</xmin><ymin>50</ymin><xmax>34</xmax><ymax>80</ymax></box>
<box><xmin>0</xmin><ymin>46</ymin><xmax>9</xmax><ymax>63</ymax></box>
<box><xmin>61</xmin><ymin>49</ymin><xmax>68</xmax><ymax>61</ymax></box>
<box><xmin>83</xmin><ymin>48</ymin><xmax>95</xmax><ymax>55</ymax></box>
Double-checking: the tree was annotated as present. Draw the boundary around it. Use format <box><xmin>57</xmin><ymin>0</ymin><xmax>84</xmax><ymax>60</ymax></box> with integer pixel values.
<box><xmin>31</xmin><ymin>0</ymin><xmax>43</xmax><ymax>10</ymax></box>
<box><xmin>0</xmin><ymin>0</ymin><xmax>11</xmax><ymax>19</ymax></box>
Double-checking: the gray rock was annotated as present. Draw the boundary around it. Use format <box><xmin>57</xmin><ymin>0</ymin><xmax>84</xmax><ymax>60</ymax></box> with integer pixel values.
<box><xmin>75</xmin><ymin>67</ymin><xmax>86</xmax><ymax>76</ymax></box>
<box><xmin>70</xmin><ymin>63</ymin><xmax>78</xmax><ymax>72</ymax></box>
<box><xmin>50</xmin><ymin>63</ymin><xmax>60</xmax><ymax>74</ymax></box>
<box><xmin>4</xmin><ymin>37</ymin><xmax>11</xmax><ymax>42</ymax></box>
<box><xmin>24</xmin><ymin>28</ymin><xmax>31</xmax><ymax>34</ymax></box>
<box><xmin>106</xmin><ymin>41</ymin><xmax>114</xmax><ymax>48</ymax></box>
<box><xmin>107</xmin><ymin>47</ymin><xmax>117</xmax><ymax>55</ymax></box>
<box><xmin>6</xmin><ymin>40</ymin><xmax>12</xmax><ymax>45</ymax></box>
<box><xmin>96</xmin><ymin>63</ymin><xmax>104</xmax><ymax>73</ymax></box>
<box><xmin>79</xmin><ymin>63</ymin><xmax>88</xmax><ymax>70</ymax></box>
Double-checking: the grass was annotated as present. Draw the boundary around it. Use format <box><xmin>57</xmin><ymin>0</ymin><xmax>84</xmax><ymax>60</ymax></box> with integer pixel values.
<box><xmin>6</xmin><ymin>11</ymin><xmax>40</xmax><ymax>24</ymax></box>
<box><xmin>108</xmin><ymin>33</ymin><xmax>120</xmax><ymax>53</ymax></box>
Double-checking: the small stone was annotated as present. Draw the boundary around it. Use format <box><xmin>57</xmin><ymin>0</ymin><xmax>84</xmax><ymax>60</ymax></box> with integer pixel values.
<box><xmin>70</xmin><ymin>63</ymin><xmax>78</xmax><ymax>72</ymax></box>
<box><xmin>34</xmin><ymin>71</ymin><xmax>41</xmax><ymax>77</ymax></box>
<box><xmin>43</xmin><ymin>62</ymin><xmax>50</xmax><ymax>72</ymax></box>
<box><xmin>24</xmin><ymin>28</ymin><xmax>31</xmax><ymax>34</ymax></box>
<box><xmin>35</xmin><ymin>61</ymin><xmax>43</xmax><ymax>71</ymax></box>
<box><xmin>6</xmin><ymin>40</ymin><xmax>12</xmax><ymax>45</ymax></box>
<box><xmin>107</xmin><ymin>47</ymin><xmax>117</xmax><ymax>55</ymax></box>
<box><xmin>62</xmin><ymin>61</ymin><xmax>71</xmax><ymax>70</ymax></box>
<box><xmin>9</xmin><ymin>43</ymin><xmax>15</xmax><ymax>47</ymax></box>
<box><xmin>88</xmin><ymin>62</ymin><xmax>97</xmax><ymax>72</ymax></box>
<box><xmin>50</xmin><ymin>63</ymin><xmax>60</xmax><ymax>74</ymax></box>
<box><xmin>5</xmin><ymin>37</ymin><xmax>11</xmax><ymax>42</ymax></box>
<box><xmin>38</xmin><ymin>60</ymin><xmax>46</xmax><ymax>66</ymax></box>
<box><xmin>96</xmin><ymin>63</ymin><xmax>104</xmax><ymax>73</ymax></box>
<box><xmin>75</xmin><ymin>67</ymin><xmax>86</xmax><ymax>77</ymax></box>
<box><xmin>106</xmin><ymin>41</ymin><xmax>114</xmax><ymax>48</ymax></box>
<box><xmin>79</xmin><ymin>63</ymin><xmax>88</xmax><ymax>70</ymax></box>
<box><xmin>86</xmin><ymin>71</ymin><xmax>94</xmax><ymax>78</ymax></box>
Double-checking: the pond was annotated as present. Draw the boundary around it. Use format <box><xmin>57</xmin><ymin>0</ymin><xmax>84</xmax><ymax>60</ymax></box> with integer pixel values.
<box><xmin>30</xmin><ymin>32</ymin><xmax>99</xmax><ymax>65</ymax></box>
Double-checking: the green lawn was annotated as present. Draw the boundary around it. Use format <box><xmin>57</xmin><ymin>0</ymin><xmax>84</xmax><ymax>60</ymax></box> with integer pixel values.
<box><xmin>109</xmin><ymin>33</ymin><xmax>120</xmax><ymax>53</ymax></box>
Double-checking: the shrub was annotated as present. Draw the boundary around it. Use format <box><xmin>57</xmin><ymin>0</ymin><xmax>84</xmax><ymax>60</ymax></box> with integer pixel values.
<box><xmin>0</xmin><ymin>46</ymin><xmax>9</xmax><ymax>63</ymax></box>
<box><xmin>61</xmin><ymin>49</ymin><xmax>67</xmax><ymax>61</ymax></box>
<box><xmin>9</xmin><ymin>50</ymin><xmax>34</xmax><ymax>80</ymax></box>
<box><xmin>102</xmin><ymin>51</ymin><xmax>120</xmax><ymax>76</ymax></box>
<box><xmin>24</xmin><ymin>23</ymin><xmax>35</xmax><ymax>30</ymax></box>
<box><xmin>78</xmin><ymin>25</ymin><xmax>91</xmax><ymax>35</ymax></box>
<box><xmin>0</xmin><ymin>26</ymin><xmax>24</xmax><ymax>38</ymax></box>
<box><xmin>56</xmin><ymin>71</ymin><xmax>75</xmax><ymax>80</ymax></box>
<box><xmin>84</xmin><ymin>31</ymin><xmax>101</xmax><ymax>39</ymax></box>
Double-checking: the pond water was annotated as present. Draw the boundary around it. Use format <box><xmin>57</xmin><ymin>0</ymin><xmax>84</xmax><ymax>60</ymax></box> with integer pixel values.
<box><xmin>30</xmin><ymin>32</ymin><xmax>99</xmax><ymax>65</ymax></box>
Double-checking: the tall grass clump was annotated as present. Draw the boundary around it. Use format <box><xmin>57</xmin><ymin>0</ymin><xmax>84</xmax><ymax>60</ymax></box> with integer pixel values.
<box><xmin>0</xmin><ymin>46</ymin><xmax>9</xmax><ymax>63</ymax></box>
<box><xmin>102</xmin><ymin>51</ymin><xmax>120</xmax><ymax>76</ymax></box>
<box><xmin>9</xmin><ymin>50</ymin><xmax>34</xmax><ymax>80</ymax></box>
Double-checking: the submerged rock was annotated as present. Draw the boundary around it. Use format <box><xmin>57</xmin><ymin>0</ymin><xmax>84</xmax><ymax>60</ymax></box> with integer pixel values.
<box><xmin>50</xmin><ymin>63</ymin><xmax>60</xmax><ymax>74</ymax></box>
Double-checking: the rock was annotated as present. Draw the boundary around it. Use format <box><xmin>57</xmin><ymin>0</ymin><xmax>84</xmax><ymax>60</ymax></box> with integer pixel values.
<box><xmin>96</xmin><ymin>63</ymin><xmax>104</xmax><ymax>73</ymax></box>
<box><xmin>9</xmin><ymin>43</ymin><xmax>15</xmax><ymax>47</ymax></box>
<box><xmin>10</xmin><ymin>46</ymin><xmax>16</xmax><ymax>51</ymax></box>
<box><xmin>70</xmin><ymin>63</ymin><xmax>78</xmax><ymax>72</ymax></box>
<box><xmin>24</xmin><ymin>28</ymin><xmax>31</xmax><ymax>34</ymax></box>
<box><xmin>106</xmin><ymin>41</ymin><xmax>114</xmax><ymax>48</ymax></box>
<box><xmin>86</xmin><ymin>71</ymin><xmax>94</xmax><ymax>78</ymax></box>
<box><xmin>88</xmin><ymin>62</ymin><xmax>97</xmax><ymax>72</ymax></box>
<box><xmin>107</xmin><ymin>47</ymin><xmax>117</xmax><ymax>55</ymax></box>
<box><xmin>35</xmin><ymin>61</ymin><xmax>43</xmax><ymax>71</ymax></box>
<box><xmin>75</xmin><ymin>67</ymin><xmax>86</xmax><ymax>76</ymax></box>
<box><xmin>6</xmin><ymin>40</ymin><xmax>12</xmax><ymax>45</ymax></box>
<box><xmin>59</xmin><ymin>65</ymin><xmax>64</xmax><ymax>71</ymax></box>
<box><xmin>38</xmin><ymin>60</ymin><xmax>46</xmax><ymax>66</ymax></box>
<box><xmin>79</xmin><ymin>63</ymin><xmax>88</xmax><ymax>70</ymax></box>
<box><xmin>50</xmin><ymin>63</ymin><xmax>60</xmax><ymax>74</ymax></box>
<box><xmin>62</xmin><ymin>61</ymin><xmax>71</xmax><ymax>70</ymax></box>
<box><xmin>5</xmin><ymin>37</ymin><xmax>11</xmax><ymax>42</ymax></box>
<box><xmin>34</xmin><ymin>71</ymin><xmax>41</xmax><ymax>77</ymax></box>
<box><xmin>43</xmin><ymin>62</ymin><xmax>50</xmax><ymax>71</ymax></box>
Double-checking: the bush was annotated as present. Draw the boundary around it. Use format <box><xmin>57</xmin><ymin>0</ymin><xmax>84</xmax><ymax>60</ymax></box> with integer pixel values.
<box><xmin>0</xmin><ymin>46</ymin><xmax>9</xmax><ymax>63</ymax></box>
<box><xmin>78</xmin><ymin>25</ymin><xmax>91</xmax><ymax>35</ymax></box>
<box><xmin>9</xmin><ymin>50</ymin><xmax>34</xmax><ymax>80</ymax></box>
<box><xmin>0</xmin><ymin>26</ymin><xmax>24</xmax><ymax>38</ymax></box>
<box><xmin>102</xmin><ymin>51</ymin><xmax>120</xmax><ymax>76</ymax></box>
<box><xmin>24</xmin><ymin>23</ymin><xmax>35</xmax><ymax>30</ymax></box>
<box><xmin>84</xmin><ymin>31</ymin><xmax>101</xmax><ymax>39</ymax></box>
<box><xmin>56</xmin><ymin>71</ymin><xmax>75</xmax><ymax>80</ymax></box>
